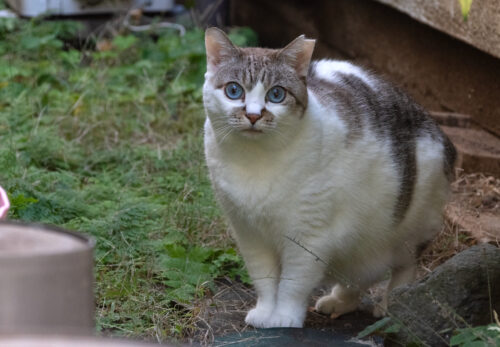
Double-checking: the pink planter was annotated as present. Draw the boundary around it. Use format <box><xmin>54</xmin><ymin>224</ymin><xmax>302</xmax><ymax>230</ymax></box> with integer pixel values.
<box><xmin>0</xmin><ymin>186</ymin><xmax>10</xmax><ymax>219</ymax></box>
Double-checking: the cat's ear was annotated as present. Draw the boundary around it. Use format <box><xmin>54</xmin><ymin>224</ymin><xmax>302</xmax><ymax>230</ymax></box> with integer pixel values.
<box><xmin>205</xmin><ymin>27</ymin><xmax>239</xmax><ymax>72</ymax></box>
<box><xmin>278</xmin><ymin>35</ymin><xmax>316</xmax><ymax>78</ymax></box>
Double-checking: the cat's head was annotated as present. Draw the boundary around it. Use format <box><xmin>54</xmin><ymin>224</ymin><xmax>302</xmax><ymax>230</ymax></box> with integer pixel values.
<box><xmin>203</xmin><ymin>28</ymin><xmax>315</xmax><ymax>142</ymax></box>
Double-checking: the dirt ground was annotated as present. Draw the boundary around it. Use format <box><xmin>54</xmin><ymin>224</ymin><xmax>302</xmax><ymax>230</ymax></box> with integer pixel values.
<box><xmin>194</xmin><ymin>278</ymin><xmax>382</xmax><ymax>345</ymax></box>
<box><xmin>421</xmin><ymin>172</ymin><xmax>500</xmax><ymax>272</ymax></box>
<box><xmin>191</xmin><ymin>172</ymin><xmax>500</xmax><ymax>346</ymax></box>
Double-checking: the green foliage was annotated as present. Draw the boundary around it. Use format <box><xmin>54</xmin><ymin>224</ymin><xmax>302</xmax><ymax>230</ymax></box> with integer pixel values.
<box><xmin>451</xmin><ymin>324</ymin><xmax>500</xmax><ymax>347</ymax></box>
<box><xmin>158</xmin><ymin>232</ymin><xmax>249</xmax><ymax>302</ymax></box>
<box><xmin>357</xmin><ymin>317</ymin><xmax>400</xmax><ymax>339</ymax></box>
<box><xmin>358</xmin><ymin>316</ymin><xmax>500</xmax><ymax>346</ymax></box>
<box><xmin>0</xmin><ymin>11</ymin><xmax>256</xmax><ymax>341</ymax></box>
<box><xmin>160</xmin><ymin>243</ymin><xmax>237</xmax><ymax>302</ymax></box>
<box><xmin>458</xmin><ymin>0</ymin><xmax>474</xmax><ymax>21</ymax></box>
<box><xmin>228</xmin><ymin>27</ymin><xmax>259</xmax><ymax>47</ymax></box>
<box><xmin>8</xmin><ymin>194</ymin><xmax>39</xmax><ymax>218</ymax></box>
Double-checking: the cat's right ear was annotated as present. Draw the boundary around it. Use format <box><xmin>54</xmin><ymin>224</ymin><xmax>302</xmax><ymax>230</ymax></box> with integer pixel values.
<box><xmin>278</xmin><ymin>35</ymin><xmax>316</xmax><ymax>79</ymax></box>
<box><xmin>205</xmin><ymin>27</ymin><xmax>238</xmax><ymax>73</ymax></box>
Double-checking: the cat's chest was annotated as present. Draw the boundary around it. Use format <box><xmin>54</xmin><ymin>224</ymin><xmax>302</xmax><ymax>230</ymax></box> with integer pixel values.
<box><xmin>212</xmin><ymin>156</ymin><xmax>293</xmax><ymax>211</ymax></box>
<box><xmin>204</xmin><ymin>118</ymin><xmax>327</xmax><ymax>219</ymax></box>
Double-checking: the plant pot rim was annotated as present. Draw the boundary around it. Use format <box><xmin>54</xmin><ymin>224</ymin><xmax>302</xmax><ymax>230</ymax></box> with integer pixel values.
<box><xmin>0</xmin><ymin>220</ymin><xmax>95</xmax><ymax>259</ymax></box>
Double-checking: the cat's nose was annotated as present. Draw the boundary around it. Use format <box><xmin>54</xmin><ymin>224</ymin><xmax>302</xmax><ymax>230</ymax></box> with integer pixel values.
<box><xmin>245</xmin><ymin>113</ymin><xmax>263</xmax><ymax>125</ymax></box>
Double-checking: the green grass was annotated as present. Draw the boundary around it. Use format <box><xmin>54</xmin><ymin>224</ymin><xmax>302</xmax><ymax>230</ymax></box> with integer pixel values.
<box><xmin>0</xmin><ymin>10</ymin><xmax>253</xmax><ymax>342</ymax></box>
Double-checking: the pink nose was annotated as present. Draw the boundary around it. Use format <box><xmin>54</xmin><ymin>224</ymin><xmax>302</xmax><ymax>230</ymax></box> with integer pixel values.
<box><xmin>246</xmin><ymin>113</ymin><xmax>262</xmax><ymax>125</ymax></box>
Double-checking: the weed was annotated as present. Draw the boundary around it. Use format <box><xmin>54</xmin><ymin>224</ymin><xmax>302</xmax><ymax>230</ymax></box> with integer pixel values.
<box><xmin>451</xmin><ymin>311</ymin><xmax>500</xmax><ymax>347</ymax></box>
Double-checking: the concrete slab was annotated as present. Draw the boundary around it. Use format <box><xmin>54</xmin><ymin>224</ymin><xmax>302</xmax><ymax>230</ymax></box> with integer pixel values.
<box><xmin>213</xmin><ymin>328</ymin><xmax>379</xmax><ymax>346</ymax></box>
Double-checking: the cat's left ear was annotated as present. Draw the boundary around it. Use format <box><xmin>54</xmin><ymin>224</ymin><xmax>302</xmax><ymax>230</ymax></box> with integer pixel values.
<box><xmin>205</xmin><ymin>27</ymin><xmax>239</xmax><ymax>73</ymax></box>
<box><xmin>278</xmin><ymin>35</ymin><xmax>316</xmax><ymax>78</ymax></box>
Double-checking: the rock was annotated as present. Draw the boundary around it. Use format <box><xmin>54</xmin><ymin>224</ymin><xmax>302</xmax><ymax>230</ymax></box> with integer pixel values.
<box><xmin>446</xmin><ymin>204</ymin><xmax>500</xmax><ymax>244</ymax></box>
<box><xmin>441</xmin><ymin>125</ymin><xmax>500</xmax><ymax>176</ymax></box>
<box><xmin>387</xmin><ymin>244</ymin><xmax>500</xmax><ymax>346</ymax></box>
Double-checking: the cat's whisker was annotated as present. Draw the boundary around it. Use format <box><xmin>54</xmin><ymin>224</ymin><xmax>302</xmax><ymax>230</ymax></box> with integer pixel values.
<box><xmin>218</xmin><ymin>127</ymin><xmax>235</xmax><ymax>144</ymax></box>
<box><xmin>214</xmin><ymin>126</ymin><xmax>231</xmax><ymax>139</ymax></box>
<box><xmin>211</xmin><ymin>121</ymin><xmax>234</xmax><ymax>135</ymax></box>
<box><xmin>212</xmin><ymin>127</ymin><xmax>231</xmax><ymax>141</ymax></box>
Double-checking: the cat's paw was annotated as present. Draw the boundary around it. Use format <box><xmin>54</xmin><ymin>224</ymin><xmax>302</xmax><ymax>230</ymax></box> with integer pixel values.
<box><xmin>245</xmin><ymin>307</ymin><xmax>273</xmax><ymax>328</ymax></box>
<box><xmin>314</xmin><ymin>294</ymin><xmax>358</xmax><ymax>319</ymax></box>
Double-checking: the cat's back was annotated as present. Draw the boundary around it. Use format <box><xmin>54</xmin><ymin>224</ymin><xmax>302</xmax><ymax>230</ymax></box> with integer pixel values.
<box><xmin>307</xmin><ymin>59</ymin><xmax>456</xmax><ymax>177</ymax></box>
<box><xmin>306</xmin><ymin>59</ymin><xmax>456</xmax><ymax>224</ymax></box>
<box><xmin>307</xmin><ymin>59</ymin><xmax>436</xmax><ymax>138</ymax></box>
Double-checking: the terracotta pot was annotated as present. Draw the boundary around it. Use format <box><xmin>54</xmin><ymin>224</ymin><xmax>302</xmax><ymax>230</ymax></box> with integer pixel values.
<box><xmin>0</xmin><ymin>335</ymin><xmax>156</xmax><ymax>346</ymax></box>
<box><xmin>0</xmin><ymin>221</ymin><xmax>95</xmax><ymax>335</ymax></box>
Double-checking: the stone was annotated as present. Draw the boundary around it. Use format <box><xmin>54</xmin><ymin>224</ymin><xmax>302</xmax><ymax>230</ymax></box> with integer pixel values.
<box><xmin>446</xmin><ymin>204</ymin><xmax>500</xmax><ymax>244</ymax></box>
<box><xmin>387</xmin><ymin>244</ymin><xmax>500</xmax><ymax>346</ymax></box>
<box><xmin>441</xmin><ymin>125</ymin><xmax>500</xmax><ymax>176</ymax></box>
<box><xmin>429</xmin><ymin>111</ymin><xmax>500</xmax><ymax>176</ymax></box>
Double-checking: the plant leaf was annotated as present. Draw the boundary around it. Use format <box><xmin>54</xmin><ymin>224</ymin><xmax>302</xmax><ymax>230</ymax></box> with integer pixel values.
<box><xmin>458</xmin><ymin>0</ymin><xmax>473</xmax><ymax>21</ymax></box>
<box><xmin>450</xmin><ymin>330</ymin><xmax>476</xmax><ymax>346</ymax></box>
<box><xmin>384</xmin><ymin>323</ymin><xmax>401</xmax><ymax>334</ymax></box>
<box><xmin>357</xmin><ymin>317</ymin><xmax>392</xmax><ymax>339</ymax></box>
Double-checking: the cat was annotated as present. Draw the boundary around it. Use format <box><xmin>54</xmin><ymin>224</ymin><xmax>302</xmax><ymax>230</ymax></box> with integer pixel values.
<box><xmin>202</xmin><ymin>27</ymin><xmax>456</xmax><ymax>328</ymax></box>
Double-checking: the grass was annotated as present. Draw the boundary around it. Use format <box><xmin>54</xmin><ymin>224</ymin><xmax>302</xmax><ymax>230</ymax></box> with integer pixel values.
<box><xmin>0</xmin><ymin>7</ymin><xmax>255</xmax><ymax>342</ymax></box>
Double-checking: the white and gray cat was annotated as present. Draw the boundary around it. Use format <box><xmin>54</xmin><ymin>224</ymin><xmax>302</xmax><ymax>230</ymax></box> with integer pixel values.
<box><xmin>203</xmin><ymin>27</ymin><xmax>456</xmax><ymax>328</ymax></box>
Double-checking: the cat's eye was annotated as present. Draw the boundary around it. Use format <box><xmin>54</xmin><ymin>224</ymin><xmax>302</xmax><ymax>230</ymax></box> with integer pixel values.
<box><xmin>225</xmin><ymin>82</ymin><xmax>244</xmax><ymax>100</ymax></box>
<box><xmin>266</xmin><ymin>86</ymin><xmax>286</xmax><ymax>103</ymax></box>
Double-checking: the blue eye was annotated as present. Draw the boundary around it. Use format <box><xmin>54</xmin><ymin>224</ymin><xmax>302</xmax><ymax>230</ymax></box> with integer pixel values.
<box><xmin>266</xmin><ymin>86</ymin><xmax>286</xmax><ymax>103</ymax></box>
<box><xmin>225</xmin><ymin>82</ymin><xmax>244</xmax><ymax>100</ymax></box>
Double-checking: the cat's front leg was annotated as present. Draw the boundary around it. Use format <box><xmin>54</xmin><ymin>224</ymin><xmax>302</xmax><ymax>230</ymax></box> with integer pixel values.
<box><xmin>264</xmin><ymin>241</ymin><xmax>326</xmax><ymax>328</ymax></box>
<box><xmin>236</xmin><ymin>236</ymin><xmax>280</xmax><ymax>328</ymax></box>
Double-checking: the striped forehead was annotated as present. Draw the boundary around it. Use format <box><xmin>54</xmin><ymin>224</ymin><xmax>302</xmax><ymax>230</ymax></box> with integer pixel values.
<box><xmin>240</xmin><ymin>54</ymin><xmax>274</xmax><ymax>87</ymax></box>
<box><xmin>213</xmin><ymin>51</ymin><xmax>287</xmax><ymax>89</ymax></box>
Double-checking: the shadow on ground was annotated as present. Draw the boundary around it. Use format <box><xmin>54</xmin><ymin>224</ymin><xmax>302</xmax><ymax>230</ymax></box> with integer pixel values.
<box><xmin>196</xmin><ymin>279</ymin><xmax>382</xmax><ymax>346</ymax></box>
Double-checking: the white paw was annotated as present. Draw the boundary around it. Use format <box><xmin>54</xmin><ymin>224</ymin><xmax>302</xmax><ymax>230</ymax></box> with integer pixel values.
<box><xmin>314</xmin><ymin>294</ymin><xmax>358</xmax><ymax>318</ymax></box>
<box><xmin>245</xmin><ymin>307</ymin><xmax>273</xmax><ymax>328</ymax></box>
<box><xmin>264</xmin><ymin>311</ymin><xmax>304</xmax><ymax>328</ymax></box>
